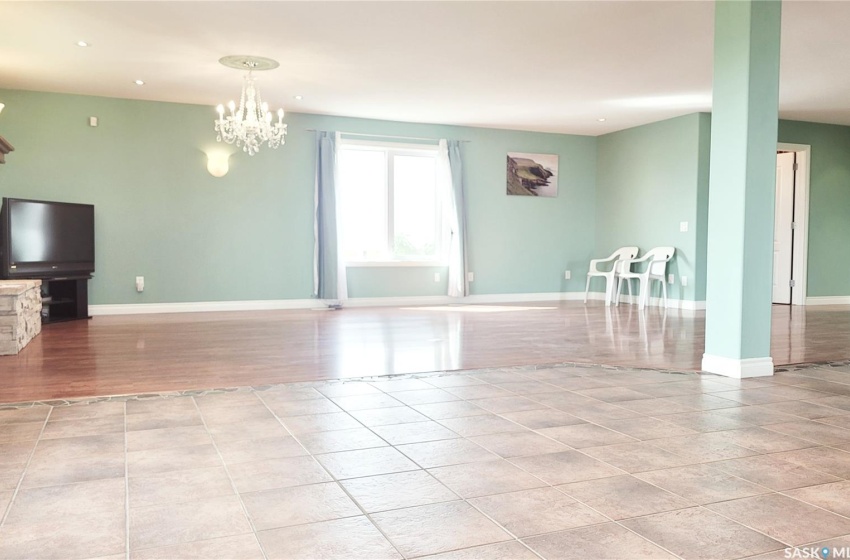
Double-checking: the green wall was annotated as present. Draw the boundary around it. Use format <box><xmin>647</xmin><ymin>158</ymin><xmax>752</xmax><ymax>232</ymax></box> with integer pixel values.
<box><xmin>595</xmin><ymin>113</ymin><xmax>711</xmax><ymax>302</ymax></box>
<box><xmin>778</xmin><ymin>119</ymin><xmax>850</xmax><ymax>297</ymax></box>
<box><xmin>0</xmin><ymin>89</ymin><xmax>596</xmax><ymax>305</ymax></box>
<box><xmin>5</xmin><ymin>87</ymin><xmax>848</xmax><ymax>308</ymax></box>
<box><xmin>692</xmin><ymin>116</ymin><xmax>850</xmax><ymax>300</ymax></box>
<box><xmin>598</xmin><ymin>113</ymin><xmax>850</xmax><ymax>304</ymax></box>
<box><xmin>694</xmin><ymin>113</ymin><xmax>712</xmax><ymax>301</ymax></box>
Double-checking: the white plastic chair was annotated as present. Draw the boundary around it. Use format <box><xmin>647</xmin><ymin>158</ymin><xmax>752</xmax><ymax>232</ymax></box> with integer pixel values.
<box><xmin>584</xmin><ymin>246</ymin><xmax>639</xmax><ymax>305</ymax></box>
<box><xmin>615</xmin><ymin>247</ymin><xmax>675</xmax><ymax>310</ymax></box>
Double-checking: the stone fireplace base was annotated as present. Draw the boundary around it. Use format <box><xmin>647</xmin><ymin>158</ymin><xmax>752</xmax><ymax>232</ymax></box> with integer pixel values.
<box><xmin>0</xmin><ymin>279</ymin><xmax>42</xmax><ymax>355</ymax></box>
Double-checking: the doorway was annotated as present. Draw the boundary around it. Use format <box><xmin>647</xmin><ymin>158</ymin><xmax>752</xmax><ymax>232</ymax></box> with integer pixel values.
<box><xmin>773</xmin><ymin>144</ymin><xmax>811</xmax><ymax>306</ymax></box>
<box><xmin>773</xmin><ymin>151</ymin><xmax>795</xmax><ymax>304</ymax></box>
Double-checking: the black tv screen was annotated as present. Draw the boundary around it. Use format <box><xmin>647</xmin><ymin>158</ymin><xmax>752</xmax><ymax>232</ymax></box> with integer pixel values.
<box><xmin>1</xmin><ymin>198</ymin><xmax>95</xmax><ymax>278</ymax></box>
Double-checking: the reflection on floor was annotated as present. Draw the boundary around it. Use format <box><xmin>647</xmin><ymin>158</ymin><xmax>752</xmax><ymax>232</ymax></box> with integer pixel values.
<box><xmin>2</xmin><ymin>362</ymin><xmax>850</xmax><ymax>559</ymax></box>
<box><xmin>0</xmin><ymin>302</ymin><xmax>848</xmax><ymax>403</ymax></box>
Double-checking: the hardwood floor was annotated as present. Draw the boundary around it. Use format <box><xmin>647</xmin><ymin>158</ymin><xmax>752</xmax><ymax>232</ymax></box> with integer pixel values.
<box><xmin>0</xmin><ymin>301</ymin><xmax>847</xmax><ymax>404</ymax></box>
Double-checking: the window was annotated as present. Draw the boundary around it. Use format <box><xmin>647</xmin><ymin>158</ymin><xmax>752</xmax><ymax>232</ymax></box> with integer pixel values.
<box><xmin>338</xmin><ymin>140</ymin><xmax>443</xmax><ymax>264</ymax></box>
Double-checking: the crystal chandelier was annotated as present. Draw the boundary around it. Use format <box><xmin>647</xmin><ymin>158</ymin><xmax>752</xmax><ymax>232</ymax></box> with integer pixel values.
<box><xmin>214</xmin><ymin>56</ymin><xmax>287</xmax><ymax>156</ymax></box>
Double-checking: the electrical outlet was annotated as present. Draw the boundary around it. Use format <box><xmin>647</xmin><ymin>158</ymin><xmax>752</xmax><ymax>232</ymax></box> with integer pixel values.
<box><xmin>434</xmin><ymin>272</ymin><xmax>441</xmax><ymax>283</ymax></box>
<box><xmin>680</xmin><ymin>221</ymin><xmax>689</xmax><ymax>232</ymax></box>
<box><xmin>135</xmin><ymin>276</ymin><xmax>145</xmax><ymax>292</ymax></box>
<box><xmin>668</xmin><ymin>273</ymin><xmax>674</xmax><ymax>285</ymax></box>
<box><xmin>467</xmin><ymin>272</ymin><xmax>474</xmax><ymax>282</ymax></box>
<box><xmin>681</xmin><ymin>276</ymin><xmax>688</xmax><ymax>287</ymax></box>
<box><xmin>564</xmin><ymin>270</ymin><xmax>571</xmax><ymax>280</ymax></box>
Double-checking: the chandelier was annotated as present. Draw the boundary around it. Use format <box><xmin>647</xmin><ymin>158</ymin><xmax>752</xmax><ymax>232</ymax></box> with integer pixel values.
<box><xmin>214</xmin><ymin>56</ymin><xmax>287</xmax><ymax>156</ymax></box>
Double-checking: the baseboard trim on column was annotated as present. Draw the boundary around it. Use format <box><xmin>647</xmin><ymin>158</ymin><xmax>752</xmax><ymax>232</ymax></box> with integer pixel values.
<box><xmin>701</xmin><ymin>354</ymin><xmax>775</xmax><ymax>378</ymax></box>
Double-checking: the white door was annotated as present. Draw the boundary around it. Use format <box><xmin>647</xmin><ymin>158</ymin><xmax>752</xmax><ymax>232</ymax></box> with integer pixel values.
<box><xmin>773</xmin><ymin>152</ymin><xmax>795</xmax><ymax>304</ymax></box>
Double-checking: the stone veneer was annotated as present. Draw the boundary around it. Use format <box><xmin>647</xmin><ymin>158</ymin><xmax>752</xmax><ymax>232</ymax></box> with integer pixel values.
<box><xmin>0</xmin><ymin>279</ymin><xmax>42</xmax><ymax>355</ymax></box>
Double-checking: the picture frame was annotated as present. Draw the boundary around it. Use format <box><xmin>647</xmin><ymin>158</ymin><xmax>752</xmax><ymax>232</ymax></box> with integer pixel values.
<box><xmin>506</xmin><ymin>152</ymin><xmax>559</xmax><ymax>197</ymax></box>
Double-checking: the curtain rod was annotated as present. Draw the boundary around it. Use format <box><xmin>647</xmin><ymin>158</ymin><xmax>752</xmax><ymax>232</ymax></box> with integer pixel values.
<box><xmin>305</xmin><ymin>130</ymin><xmax>470</xmax><ymax>143</ymax></box>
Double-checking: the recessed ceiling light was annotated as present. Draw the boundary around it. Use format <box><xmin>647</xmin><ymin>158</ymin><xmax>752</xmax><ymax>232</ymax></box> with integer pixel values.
<box><xmin>134</xmin><ymin>80</ymin><xmax>145</xmax><ymax>86</ymax></box>
<box><xmin>77</xmin><ymin>41</ymin><xmax>90</xmax><ymax>47</ymax></box>
<box><xmin>597</xmin><ymin>118</ymin><xmax>607</xmax><ymax>122</ymax></box>
<box><xmin>294</xmin><ymin>95</ymin><xmax>303</xmax><ymax>100</ymax></box>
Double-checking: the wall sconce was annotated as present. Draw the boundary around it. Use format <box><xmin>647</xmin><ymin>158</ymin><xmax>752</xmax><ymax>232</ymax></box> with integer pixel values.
<box><xmin>206</xmin><ymin>152</ymin><xmax>230</xmax><ymax>177</ymax></box>
<box><xmin>0</xmin><ymin>102</ymin><xmax>14</xmax><ymax>165</ymax></box>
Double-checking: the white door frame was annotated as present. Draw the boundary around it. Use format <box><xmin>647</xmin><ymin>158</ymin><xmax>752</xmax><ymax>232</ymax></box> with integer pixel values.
<box><xmin>776</xmin><ymin>142</ymin><xmax>811</xmax><ymax>306</ymax></box>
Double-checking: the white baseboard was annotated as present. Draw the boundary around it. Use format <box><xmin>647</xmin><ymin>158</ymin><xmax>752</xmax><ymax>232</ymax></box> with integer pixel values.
<box><xmin>90</xmin><ymin>299</ymin><xmax>317</xmax><ymax>316</ymax></box>
<box><xmin>89</xmin><ymin>291</ymin><xmax>705</xmax><ymax>316</ymax></box>
<box><xmin>701</xmin><ymin>354</ymin><xmax>775</xmax><ymax>378</ymax></box>
<box><xmin>90</xmin><ymin>293</ymin><xmax>582</xmax><ymax>315</ymax></box>
<box><xmin>470</xmin><ymin>292</ymin><xmax>584</xmax><ymax>304</ymax></box>
<box><xmin>342</xmin><ymin>291</ymin><xmax>585</xmax><ymax>308</ymax></box>
<box><xmin>805</xmin><ymin>296</ymin><xmax>850</xmax><ymax>306</ymax></box>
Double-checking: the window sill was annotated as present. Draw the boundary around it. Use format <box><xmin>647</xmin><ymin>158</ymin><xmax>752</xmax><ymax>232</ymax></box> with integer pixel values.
<box><xmin>346</xmin><ymin>261</ymin><xmax>448</xmax><ymax>268</ymax></box>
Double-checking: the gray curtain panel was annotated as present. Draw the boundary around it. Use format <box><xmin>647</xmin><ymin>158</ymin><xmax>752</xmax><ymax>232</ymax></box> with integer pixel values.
<box><xmin>314</xmin><ymin>130</ymin><xmax>343</xmax><ymax>300</ymax></box>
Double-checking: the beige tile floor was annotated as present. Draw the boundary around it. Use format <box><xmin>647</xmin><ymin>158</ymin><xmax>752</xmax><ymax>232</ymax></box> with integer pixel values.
<box><xmin>2</xmin><ymin>363</ymin><xmax>850</xmax><ymax>559</ymax></box>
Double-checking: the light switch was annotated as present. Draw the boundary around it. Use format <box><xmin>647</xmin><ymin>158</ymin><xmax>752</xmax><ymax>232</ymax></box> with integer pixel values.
<box><xmin>680</xmin><ymin>221</ymin><xmax>689</xmax><ymax>232</ymax></box>
<box><xmin>89</xmin><ymin>116</ymin><xmax>98</xmax><ymax>127</ymax></box>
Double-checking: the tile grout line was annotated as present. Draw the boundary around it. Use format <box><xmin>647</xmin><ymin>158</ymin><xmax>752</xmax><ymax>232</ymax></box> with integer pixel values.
<box><xmin>692</xmin><ymin>502</ymin><xmax>796</xmax><ymax>553</ymax></box>
<box><xmin>736</xmin><ymin>531</ymin><xmax>850</xmax><ymax>559</ymax></box>
<box><xmin>190</xmin><ymin>395</ymin><xmax>271</xmax><ymax>560</ymax></box>
<box><xmin>526</xmin><ymin>421</ymin><xmax>850</xmax><ymax>556</ymax></box>
<box><xmin>774</xmin><ymin>488</ymin><xmax>850</xmax><ymax>523</ymax></box>
<box><xmin>0</xmin><ymin>406</ymin><xmax>53</xmax><ymax>528</ymax></box>
<box><xmin>467</xmin><ymin>444</ymin><xmax>687</xmax><ymax>560</ymax></box>
<box><xmin>274</xmin><ymin>383</ymin><xmax>576</xmax><ymax>559</ymax></box>
<box><xmin>523</xmin><ymin>409</ymin><xmax>850</xmax><ymax>553</ymax></box>
<box><xmin>254</xmin><ymin>391</ymin><xmax>410</xmax><ymax>560</ymax></box>
<box><xmin>656</xmin><ymin>433</ymin><xmax>850</xmax><ymax>549</ymax></box>
<box><xmin>3</xmin><ymin>364</ymin><xmax>848</xmax><ymax>559</ymax></box>
<box><xmin>450</xmin><ymin>371</ymin><xmax>820</xmax><ymax>558</ymax></box>
<box><xmin>759</xmin><ymin>424</ymin><xmax>850</xmax><ymax>458</ymax></box>
<box><xmin>265</xmin><ymin>368</ymin><xmax>850</xmax><ymax>558</ymax></box>
<box><xmin>434</xmin><ymin>376</ymin><xmax>712</xmax><ymax>482</ymax></box>
<box><xmin>123</xmin><ymin>401</ymin><xmax>130</xmax><ymax>560</ymax></box>
<box><xmin>369</xmin><ymin>376</ymin><xmax>687</xmax><ymax>560</ymax></box>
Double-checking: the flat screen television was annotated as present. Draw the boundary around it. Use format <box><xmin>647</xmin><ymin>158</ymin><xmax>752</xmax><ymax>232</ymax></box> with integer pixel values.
<box><xmin>0</xmin><ymin>198</ymin><xmax>95</xmax><ymax>279</ymax></box>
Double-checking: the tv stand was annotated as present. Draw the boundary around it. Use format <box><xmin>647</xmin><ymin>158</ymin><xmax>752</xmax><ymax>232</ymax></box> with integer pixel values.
<box><xmin>40</xmin><ymin>276</ymin><xmax>90</xmax><ymax>324</ymax></box>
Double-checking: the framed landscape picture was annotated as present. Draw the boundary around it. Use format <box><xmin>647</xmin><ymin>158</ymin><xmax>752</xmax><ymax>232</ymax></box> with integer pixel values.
<box><xmin>506</xmin><ymin>152</ymin><xmax>559</xmax><ymax>197</ymax></box>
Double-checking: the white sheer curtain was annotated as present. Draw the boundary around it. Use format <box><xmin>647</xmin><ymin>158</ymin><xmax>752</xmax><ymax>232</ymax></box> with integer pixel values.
<box><xmin>314</xmin><ymin>131</ymin><xmax>348</xmax><ymax>305</ymax></box>
<box><xmin>438</xmin><ymin>139</ymin><xmax>468</xmax><ymax>298</ymax></box>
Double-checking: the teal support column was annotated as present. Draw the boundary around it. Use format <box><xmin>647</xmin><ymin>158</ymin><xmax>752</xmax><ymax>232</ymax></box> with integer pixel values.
<box><xmin>702</xmin><ymin>0</ymin><xmax>782</xmax><ymax>378</ymax></box>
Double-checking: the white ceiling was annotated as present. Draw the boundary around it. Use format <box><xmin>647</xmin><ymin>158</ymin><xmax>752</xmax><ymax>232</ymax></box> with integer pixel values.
<box><xmin>0</xmin><ymin>1</ymin><xmax>849</xmax><ymax>136</ymax></box>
